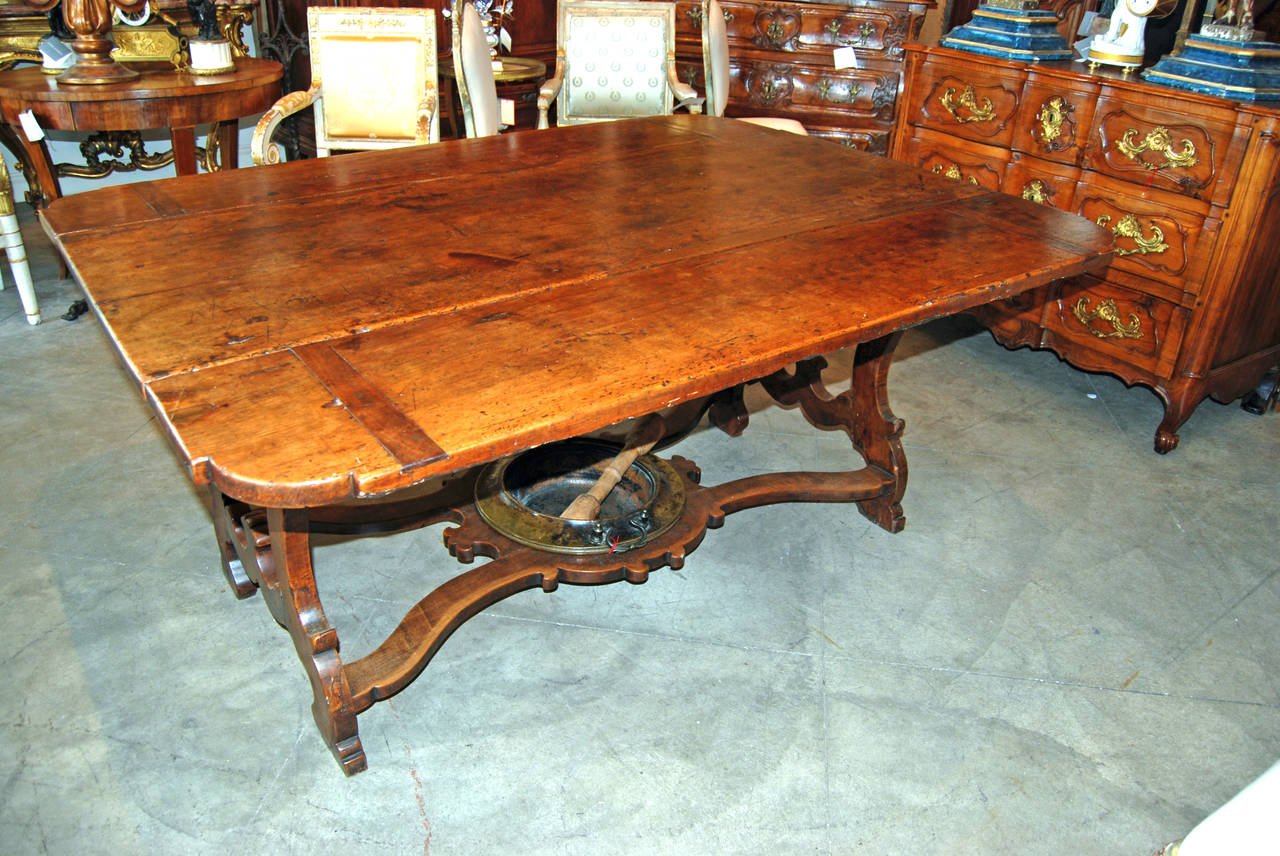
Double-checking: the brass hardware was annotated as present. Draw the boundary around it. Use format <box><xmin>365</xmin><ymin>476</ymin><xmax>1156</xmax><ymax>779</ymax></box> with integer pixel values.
<box><xmin>1036</xmin><ymin>97</ymin><xmax>1067</xmax><ymax>146</ymax></box>
<box><xmin>1096</xmin><ymin>212</ymin><xmax>1168</xmax><ymax>256</ymax></box>
<box><xmin>932</xmin><ymin>163</ymin><xmax>978</xmax><ymax>184</ymax></box>
<box><xmin>1021</xmin><ymin>179</ymin><xmax>1048</xmax><ymax>204</ymax></box>
<box><xmin>1072</xmin><ymin>296</ymin><xmax>1144</xmax><ymax>339</ymax></box>
<box><xmin>824</xmin><ymin>19</ymin><xmax>841</xmax><ymax>37</ymax></box>
<box><xmin>1116</xmin><ymin>126</ymin><xmax>1198</xmax><ymax>171</ymax></box>
<box><xmin>759</xmin><ymin>78</ymin><xmax>779</xmax><ymax>103</ymax></box>
<box><xmin>766</xmin><ymin>20</ymin><xmax>784</xmax><ymax>42</ymax></box>
<box><xmin>689</xmin><ymin>5</ymin><xmax>732</xmax><ymax>24</ymax></box>
<box><xmin>940</xmin><ymin>84</ymin><xmax>995</xmax><ymax>123</ymax></box>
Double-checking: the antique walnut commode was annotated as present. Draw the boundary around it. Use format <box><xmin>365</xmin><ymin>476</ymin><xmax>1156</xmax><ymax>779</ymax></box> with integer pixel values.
<box><xmin>652</xmin><ymin>0</ymin><xmax>934</xmax><ymax>152</ymax></box>
<box><xmin>891</xmin><ymin>44</ymin><xmax>1280</xmax><ymax>451</ymax></box>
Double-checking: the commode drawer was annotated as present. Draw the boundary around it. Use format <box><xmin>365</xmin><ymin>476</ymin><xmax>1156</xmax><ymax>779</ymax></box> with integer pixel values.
<box><xmin>1046</xmin><ymin>276</ymin><xmax>1188</xmax><ymax>377</ymax></box>
<box><xmin>1085</xmin><ymin>90</ymin><xmax>1249</xmax><ymax>207</ymax></box>
<box><xmin>731</xmin><ymin>60</ymin><xmax>903</xmax><ymax>124</ymax></box>
<box><xmin>679</xmin><ymin>0</ymin><xmax>921</xmax><ymax>61</ymax></box>
<box><xmin>1075</xmin><ymin>176</ymin><xmax>1210</xmax><ymax>294</ymax></box>
<box><xmin>1004</xmin><ymin>155</ymin><xmax>1079</xmax><ymax>211</ymax></box>
<box><xmin>899</xmin><ymin>55</ymin><xmax>1023</xmax><ymax>148</ymax></box>
<box><xmin>897</xmin><ymin>128</ymin><xmax>1008</xmax><ymax>191</ymax></box>
<box><xmin>1010</xmin><ymin>74</ymin><xmax>1099</xmax><ymax>167</ymax></box>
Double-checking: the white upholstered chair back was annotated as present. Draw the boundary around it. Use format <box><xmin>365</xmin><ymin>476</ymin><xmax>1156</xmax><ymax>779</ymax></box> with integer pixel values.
<box><xmin>453</xmin><ymin>1</ymin><xmax>501</xmax><ymax>138</ymax></box>
<box><xmin>699</xmin><ymin>0</ymin><xmax>807</xmax><ymax>135</ymax></box>
<box><xmin>252</xmin><ymin>7</ymin><xmax>439</xmax><ymax>163</ymax></box>
<box><xmin>538</xmin><ymin>1</ymin><xmax>699</xmax><ymax>129</ymax></box>
<box><xmin>702</xmin><ymin>0</ymin><xmax>730</xmax><ymax>118</ymax></box>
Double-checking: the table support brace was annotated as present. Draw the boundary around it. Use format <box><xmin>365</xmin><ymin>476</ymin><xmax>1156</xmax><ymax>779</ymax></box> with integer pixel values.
<box><xmin>212</xmin><ymin>333</ymin><xmax>908</xmax><ymax>774</ymax></box>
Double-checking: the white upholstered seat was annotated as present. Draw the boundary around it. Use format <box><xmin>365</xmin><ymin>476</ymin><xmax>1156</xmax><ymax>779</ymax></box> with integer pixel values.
<box><xmin>537</xmin><ymin>0</ymin><xmax>700</xmax><ymax>130</ymax></box>
<box><xmin>252</xmin><ymin>7</ymin><xmax>439</xmax><ymax>164</ymax></box>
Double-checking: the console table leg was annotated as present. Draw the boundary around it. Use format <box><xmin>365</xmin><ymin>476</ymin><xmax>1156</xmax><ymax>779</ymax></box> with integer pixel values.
<box><xmin>170</xmin><ymin>126</ymin><xmax>199</xmax><ymax>176</ymax></box>
<box><xmin>263</xmin><ymin>507</ymin><xmax>366</xmax><ymax>775</ymax></box>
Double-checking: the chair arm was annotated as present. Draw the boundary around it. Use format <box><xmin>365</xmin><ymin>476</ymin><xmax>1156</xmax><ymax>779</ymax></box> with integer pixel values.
<box><xmin>251</xmin><ymin>85</ymin><xmax>320</xmax><ymax>166</ymax></box>
<box><xmin>416</xmin><ymin>82</ymin><xmax>440</xmax><ymax>144</ymax></box>
<box><xmin>537</xmin><ymin>71</ymin><xmax>564</xmax><ymax>130</ymax></box>
<box><xmin>670</xmin><ymin>74</ymin><xmax>702</xmax><ymax>115</ymax></box>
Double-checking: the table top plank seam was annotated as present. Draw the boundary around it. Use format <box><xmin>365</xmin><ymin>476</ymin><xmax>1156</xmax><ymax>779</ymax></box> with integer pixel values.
<box><xmin>292</xmin><ymin>341</ymin><xmax>450</xmax><ymax>472</ymax></box>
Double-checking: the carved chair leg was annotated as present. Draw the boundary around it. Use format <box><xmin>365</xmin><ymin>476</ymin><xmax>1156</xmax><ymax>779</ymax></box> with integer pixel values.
<box><xmin>263</xmin><ymin>507</ymin><xmax>366</xmax><ymax>775</ymax></box>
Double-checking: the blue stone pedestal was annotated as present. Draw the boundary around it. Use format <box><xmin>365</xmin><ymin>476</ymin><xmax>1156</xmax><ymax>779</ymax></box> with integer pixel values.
<box><xmin>1142</xmin><ymin>34</ymin><xmax>1280</xmax><ymax>100</ymax></box>
<box><xmin>940</xmin><ymin>4</ymin><xmax>1073</xmax><ymax>62</ymax></box>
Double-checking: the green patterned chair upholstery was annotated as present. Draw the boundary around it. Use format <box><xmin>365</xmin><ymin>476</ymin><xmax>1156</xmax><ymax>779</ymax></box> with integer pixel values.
<box><xmin>537</xmin><ymin>0</ymin><xmax>699</xmax><ymax>129</ymax></box>
<box><xmin>252</xmin><ymin>7</ymin><xmax>439</xmax><ymax>164</ymax></box>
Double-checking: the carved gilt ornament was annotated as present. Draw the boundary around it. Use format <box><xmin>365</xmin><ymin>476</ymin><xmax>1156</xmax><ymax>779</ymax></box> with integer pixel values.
<box><xmin>1072</xmin><ymin>296</ymin><xmax>1144</xmax><ymax>339</ymax></box>
<box><xmin>1116</xmin><ymin>126</ymin><xmax>1198</xmax><ymax>171</ymax></box>
<box><xmin>1097</xmin><ymin>212</ymin><xmax>1169</xmax><ymax>256</ymax></box>
<box><xmin>939</xmin><ymin>84</ymin><xmax>995</xmax><ymax>123</ymax></box>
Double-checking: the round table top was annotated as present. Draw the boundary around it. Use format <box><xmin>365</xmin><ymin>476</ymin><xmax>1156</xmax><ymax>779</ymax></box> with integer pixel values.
<box><xmin>0</xmin><ymin>57</ymin><xmax>282</xmax><ymax>105</ymax></box>
<box><xmin>440</xmin><ymin>55</ymin><xmax>546</xmax><ymax>83</ymax></box>
<box><xmin>0</xmin><ymin>57</ymin><xmax>283</xmax><ymax>130</ymax></box>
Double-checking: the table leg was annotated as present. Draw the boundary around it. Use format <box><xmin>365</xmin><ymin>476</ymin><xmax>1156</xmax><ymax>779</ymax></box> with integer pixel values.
<box><xmin>262</xmin><ymin>507</ymin><xmax>366</xmax><ymax>774</ymax></box>
<box><xmin>171</xmin><ymin>126</ymin><xmax>199</xmax><ymax>176</ymax></box>
<box><xmin>13</xmin><ymin>129</ymin><xmax>61</xmax><ymax>207</ymax></box>
<box><xmin>216</xmin><ymin>120</ymin><xmax>238</xmax><ymax>170</ymax></box>
<box><xmin>209</xmin><ymin>484</ymin><xmax>366</xmax><ymax>773</ymax></box>
<box><xmin>758</xmin><ymin>333</ymin><xmax>907</xmax><ymax>532</ymax></box>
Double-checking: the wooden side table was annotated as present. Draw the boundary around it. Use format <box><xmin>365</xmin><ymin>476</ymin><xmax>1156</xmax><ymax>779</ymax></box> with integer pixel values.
<box><xmin>0</xmin><ymin>57</ymin><xmax>282</xmax><ymax>206</ymax></box>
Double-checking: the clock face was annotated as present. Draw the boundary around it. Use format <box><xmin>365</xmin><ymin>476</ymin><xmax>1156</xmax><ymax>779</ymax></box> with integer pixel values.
<box><xmin>1126</xmin><ymin>0</ymin><xmax>1159</xmax><ymax>16</ymax></box>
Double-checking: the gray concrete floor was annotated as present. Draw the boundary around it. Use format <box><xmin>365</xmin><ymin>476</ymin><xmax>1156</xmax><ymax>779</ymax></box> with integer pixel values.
<box><xmin>2</xmin><ymin>207</ymin><xmax>1278</xmax><ymax>856</ymax></box>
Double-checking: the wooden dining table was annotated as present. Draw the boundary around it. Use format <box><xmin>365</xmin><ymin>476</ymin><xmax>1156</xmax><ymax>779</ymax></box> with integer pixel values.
<box><xmin>40</xmin><ymin>115</ymin><xmax>1113</xmax><ymax>775</ymax></box>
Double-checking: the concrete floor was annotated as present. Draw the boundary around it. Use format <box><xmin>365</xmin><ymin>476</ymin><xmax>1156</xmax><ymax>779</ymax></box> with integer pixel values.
<box><xmin>2</xmin><ymin>207</ymin><xmax>1278</xmax><ymax>856</ymax></box>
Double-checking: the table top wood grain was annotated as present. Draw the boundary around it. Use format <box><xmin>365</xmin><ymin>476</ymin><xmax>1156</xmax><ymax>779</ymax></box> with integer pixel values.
<box><xmin>40</xmin><ymin>115</ymin><xmax>1113</xmax><ymax>508</ymax></box>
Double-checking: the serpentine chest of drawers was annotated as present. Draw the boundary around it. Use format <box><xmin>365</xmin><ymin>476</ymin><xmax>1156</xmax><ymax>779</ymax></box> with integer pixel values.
<box><xmin>656</xmin><ymin>0</ymin><xmax>933</xmax><ymax>152</ymax></box>
<box><xmin>890</xmin><ymin>44</ymin><xmax>1280</xmax><ymax>452</ymax></box>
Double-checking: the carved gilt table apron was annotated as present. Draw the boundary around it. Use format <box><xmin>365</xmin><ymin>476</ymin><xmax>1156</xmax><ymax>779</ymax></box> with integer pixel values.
<box><xmin>39</xmin><ymin>116</ymin><xmax>1113</xmax><ymax>775</ymax></box>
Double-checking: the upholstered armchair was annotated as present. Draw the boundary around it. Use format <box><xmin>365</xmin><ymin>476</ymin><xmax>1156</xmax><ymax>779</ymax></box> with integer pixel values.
<box><xmin>252</xmin><ymin>7</ymin><xmax>439</xmax><ymax>164</ymax></box>
<box><xmin>701</xmin><ymin>0</ymin><xmax>807</xmax><ymax>135</ymax></box>
<box><xmin>452</xmin><ymin>0</ymin><xmax>501</xmax><ymax>138</ymax></box>
<box><xmin>537</xmin><ymin>0</ymin><xmax>700</xmax><ymax>130</ymax></box>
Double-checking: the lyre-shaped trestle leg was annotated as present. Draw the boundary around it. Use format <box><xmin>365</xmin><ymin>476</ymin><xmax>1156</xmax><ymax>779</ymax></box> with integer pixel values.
<box><xmin>260</xmin><ymin>507</ymin><xmax>365</xmax><ymax>774</ymax></box>
<box><xmin>758</xmin><ymin>334</ymin><xmax>906</xmax><ymax>532</ymax></box>
<box><xmin>846</xmin><ymin>333</ymin><xmax>907</xmax><ymax>531</ymax></box>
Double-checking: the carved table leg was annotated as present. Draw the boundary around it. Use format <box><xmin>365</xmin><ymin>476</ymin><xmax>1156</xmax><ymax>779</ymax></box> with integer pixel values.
<box><xmin>759</xmin><ymin>333</ymin><xmax>906</xmax><ymax>532</ymax></box>
<box><xmin>261</xmin><ymin>507</ymin><xmax>365</xmax><ymax>774</ymax></box>
<box><xmin>848</xmin><ymin>333</ymin><xmax>907</xmax><ymax>531</ymax></box>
